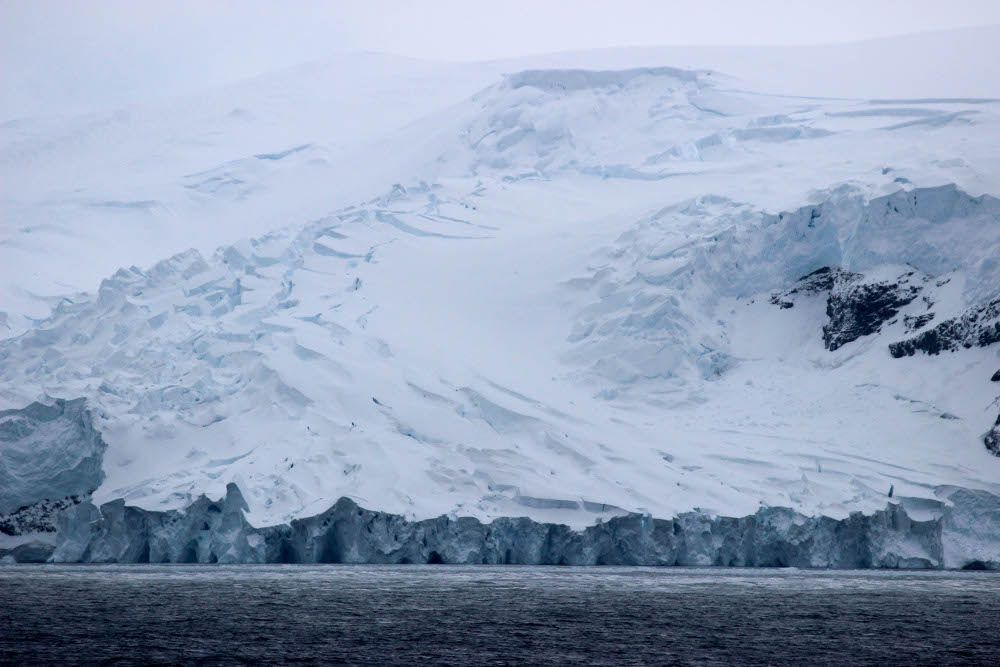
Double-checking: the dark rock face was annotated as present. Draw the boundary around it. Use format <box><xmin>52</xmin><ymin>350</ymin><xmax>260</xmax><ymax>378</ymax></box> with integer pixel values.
<box><xmin>823</xmin><ymin>272</ymin><xmax>922</xmax><ymax>351</ymax></box>
<box><xmin>986</xmin><ymin>415</ymin><xmax>1000</xmax><ymax>457</ymax></box>
<box><xmin>904</xmin><ymin>312</ymin><xmax>936</xmax><ymax>333</ymax></box>
<box><xmin>0</xmin><ymin>496</ymin><xmax>81</xmax><ymax>536</ymax></box>
<box><xmin>991</xmin><ymin>369</ymin><xmax>1000</xmax><ymax>382</ymax></box>
<box><xmin>889</xmin><ymin>297</ymin><xmax>1000</xmax><ymax>357</ymax></box>
<box><xmin>32</xmin><ymin>483</ymin><xmax>999</xmax><ymax>570</ymax></box>
<box><xmin>769</xmin><ymin>267</ymin><xmax>845</xmax><ymax>309</ymax></box>
<box><xmin>771</xmin><ymin>268</ymin><xmax>926</xmax><ymax>351</ymax></box>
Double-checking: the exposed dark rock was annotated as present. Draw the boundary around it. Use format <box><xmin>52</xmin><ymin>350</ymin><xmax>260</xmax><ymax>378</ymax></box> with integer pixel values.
<box><xmin>33</xmin><ymin>483</ymin><xmax>999</xmax><ymax>570</ymax></box>
<box><xmin>0</xmin><ymin>496</ymin><xmax>82</xmax><ymax>536</ymax></box>
<box><xmin>904</xmin><ymin>312</ymin><xmax>936</xmax><ymax>332</ymax></box>
<box><xmin>824</xmin><ymin>272</ymin><xmax>922</xmax><ymax>351</ymax></box>
<box><xmin>985</xmin><ymin>415</ymin><xmax>1000</xmax><ymax>457</ymax></box>
<box><xmin>770</xmin><ymin>268</ymin><xmax>926</xmax><ymax>350</ymax></box>
<box><xmin>963</xmin><ymin>560</ymin><xmax>990</xmax><ymax>570</ymax></box>
<box><xmin>889</xmin><ymin>297</ymin><xmax>1000</xmax><ymax>357</ymax></box>
<box><xmin>991</xmin><ymin>369</ymin><xmax>1000</xmax><ymax>382</ymax></box>
<box><xmin>769</xmin><ymin>266</ymin><xmax>846</xmax><ymax>309</ymax></box>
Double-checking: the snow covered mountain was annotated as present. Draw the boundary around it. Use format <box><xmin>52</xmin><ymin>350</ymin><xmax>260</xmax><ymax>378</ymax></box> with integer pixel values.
<box><xmin>2</xmin><ymin>31</ymin><xmax>999</xmax><ymax>565</ymax></box>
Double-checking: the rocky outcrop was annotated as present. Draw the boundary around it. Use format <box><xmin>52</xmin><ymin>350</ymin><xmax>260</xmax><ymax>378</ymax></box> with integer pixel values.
<box><xmin>985</xmin><ymin>415</ymin><xmax>1000</xmax><ymax>457</ymax></box>
<box><xmin>889</xmin><ymin>297</ymin><xmax>1000</xmax><ymax>357</ymax></box>
<box><xmin>0</xmin><ymin>496</ymin><xmax>82</xmax><ymax>536</ymax></box>
<box><xmin>25</xmin><ymin>483</ymin><xmax>997</xmax><ymax>569</ymax></box>
<box><xmin>770</xmin><ymin>264</ymin><xmax>999</xmax><ymax>358</ymax></box>
<box><xmin>769</xmin><ymin>266</ymin><xmax>845</xmax><ymax>309</ymax></box>
<box><xmin>904</xmin><ymin>312</ymin><xmax>936</xmax><ymax>333</ymax></box>
<box><xmin>823</xmin><ymin>271</ymin><xmax>923</xmax><ymax>351</ymax></box>
<box><xmin>770</xmin><ymin>267</ymin><xmax>926</xmax><ymax>351</ymax></box>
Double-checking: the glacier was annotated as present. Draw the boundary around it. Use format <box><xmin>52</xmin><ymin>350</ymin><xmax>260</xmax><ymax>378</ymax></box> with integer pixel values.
<box><xmin>19</xmin><ymin>483</ymin><xmax>995</xmax><ymax>570</ymax></box>
<box><xmin>1</xmin><ymin>35</ymin><xmax>1000</xmax><ymax>565</ymax></box>
<box><xmin>0</xmin><ymin>398</ymin><xmax>106</xmax><ymax>518</ymax></box>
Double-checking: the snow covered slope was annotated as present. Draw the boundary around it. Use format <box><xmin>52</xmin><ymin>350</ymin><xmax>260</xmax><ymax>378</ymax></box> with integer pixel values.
<box><xmin>0</xmin><ymin>53</ymin><xmax>494</xmax><ymax>336</ymax></box>
<box><xmin>5</xmin><ymin>26</ymin><xmax>1000</xmax><ymax>335</ymax></box>
<box><xmin>2</xmin><ymin>33</ymin><xmax>999</xmax><ymax>533</ymax></box>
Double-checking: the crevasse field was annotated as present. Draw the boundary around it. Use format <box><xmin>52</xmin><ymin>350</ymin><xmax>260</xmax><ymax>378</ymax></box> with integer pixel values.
<box><xmin>1</xmin><ymin>27</ymin><xmax>999</xmax><ymax>566</ymax></box>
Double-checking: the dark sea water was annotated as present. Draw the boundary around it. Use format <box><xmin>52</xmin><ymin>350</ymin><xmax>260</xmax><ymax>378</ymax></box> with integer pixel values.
<box><xmin>1</xmin><ymin>566</ymin><xmax>998</xmax><ymax>666</ymax></box>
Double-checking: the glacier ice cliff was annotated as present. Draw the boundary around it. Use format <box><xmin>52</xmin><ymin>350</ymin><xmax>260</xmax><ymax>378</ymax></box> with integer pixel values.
<box><xmin>0</xmin><ymin>399</ymin><xmax>106</xmax><ymax>529</ymax></box>
<box><xmin>0</xmin><ymin>399</ymin><xmax>108</xmax><ymax>563</ymax></box>
<box><xmin>3</xmin><ymin>483</ymin><xmax>989</xmax><ymax>569</ymax></box>
<box><xmin>889</xmin><ymin>296</ymin><xmax>1000</xmax><ymax>357</ymax></box>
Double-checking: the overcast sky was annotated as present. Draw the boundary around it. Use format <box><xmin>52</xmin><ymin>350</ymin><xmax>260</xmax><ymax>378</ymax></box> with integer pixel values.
<box><xmin>3</xmin><ymin>0</ymin><xmax>1000</xmax><ymax>117</ymax></box>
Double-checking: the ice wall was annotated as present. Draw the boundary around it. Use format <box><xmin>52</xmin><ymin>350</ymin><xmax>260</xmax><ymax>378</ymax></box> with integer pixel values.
<box><xmin>23</xmin><ymin>483</ymin><xmax>996</xmax><ymax>569</ymax></box>
<box><xmin>0</xmin><ymin>399</ymin><xmax>106</xmax><ymax>515</ymax></box>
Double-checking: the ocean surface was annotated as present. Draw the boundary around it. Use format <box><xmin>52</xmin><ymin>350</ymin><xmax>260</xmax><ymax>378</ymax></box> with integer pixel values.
<box><xmin>1</xmin><ymin>566</ymin><xmax>998</xmax><ymax>665</ymax></box>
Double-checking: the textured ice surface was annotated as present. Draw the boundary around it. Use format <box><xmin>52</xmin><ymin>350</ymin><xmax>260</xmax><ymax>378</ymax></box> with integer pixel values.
<box><xmin>36</xmin><ymin>483</ymin><xmax>999</xmax><ymax>569</ymax></box>
<box><xmin>0</xmin><ymin>399</ymin><xmax>106</xmax><ymax>561</ymax></box>
<box><xmin>0</xmin><ymin>399</ymin><xmax>106</xmax><ymax>515</ymax></box>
